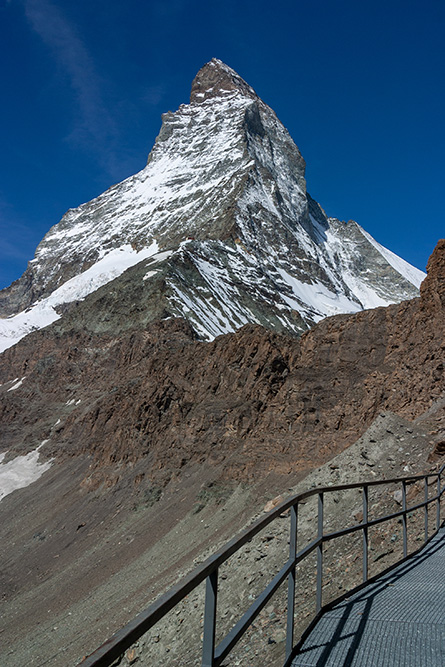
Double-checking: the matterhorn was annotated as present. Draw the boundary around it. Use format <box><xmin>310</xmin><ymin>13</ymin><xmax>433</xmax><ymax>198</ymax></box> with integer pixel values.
<box><xmin>0</xmin><ymin>58</ymin><xmax>424</xmax><ymax>352</ymax></box>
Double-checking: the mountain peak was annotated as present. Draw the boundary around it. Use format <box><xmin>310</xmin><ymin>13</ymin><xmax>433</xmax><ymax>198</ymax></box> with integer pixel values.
<box><xmin>0</xmin><ymin>58</ymin><xmax>425</xmax><ymax>351</ymax></box>
<box><xmin>190</xmin><ymin>58</ymin><xmax>257</xmax><ymax>104</ymax></box>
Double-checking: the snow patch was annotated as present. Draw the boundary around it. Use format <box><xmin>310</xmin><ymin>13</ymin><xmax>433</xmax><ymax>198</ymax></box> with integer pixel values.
<box><xmin>0</xmin><ymin>243</ymin><xmax>160</xmax><ymax>353</ymax></box>
<box><xmin>7</xmin><ymin>376</ymin><xmax>26</xmax><ymax>392</ymax></box>
<box><xmin>277</xmin><ymin>268</ymin><xmax>362</xmax><ymax>320</ymax></box>
<box><xmin>0</xmin><ymin>445</ymin><xmax>53</xmax><ymax>502</ymax></box>
<box><xmin>359</xmin><ymin>228</ymin><xmax>426</xmax><ymax>288</ymax></box>
<box><xmin>143</xmin><ymin>270</ymin><xmax>158</xmax><ymax>281</ymax></box>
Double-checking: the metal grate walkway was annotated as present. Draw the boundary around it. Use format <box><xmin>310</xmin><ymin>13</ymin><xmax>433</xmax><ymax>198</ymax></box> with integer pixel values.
<box><xmin>292</xmin><ymin>527</ymin><xmax>445</xmax><ymax>666</ymax></box>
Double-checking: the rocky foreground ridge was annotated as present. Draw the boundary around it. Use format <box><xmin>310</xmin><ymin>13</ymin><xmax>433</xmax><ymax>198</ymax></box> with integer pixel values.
<box><xmin>1</xmin><ymin>241</ymin><xmax>444</xmax><ymax>486</ymax></box>
<box><xmin>0</xmin><ymin>241</ymin><xmax>443</xmax><ymax>666</ymax></box>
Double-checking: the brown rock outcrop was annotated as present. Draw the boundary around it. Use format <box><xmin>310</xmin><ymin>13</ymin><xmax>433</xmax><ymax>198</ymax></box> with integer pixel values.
<box><xmin>420</xmin><ymin>238</ymin><xmax>445</xmax><ymax>309</ymax></box>
<box><xmin>190</xmin><ymin>58</ymin><xmax>257</xmax><ymax>104</ymax></box>
<box><xmin>1</xmin><ymin>241</ymin><xmax>444</xmax><ymax>488</ymax></box>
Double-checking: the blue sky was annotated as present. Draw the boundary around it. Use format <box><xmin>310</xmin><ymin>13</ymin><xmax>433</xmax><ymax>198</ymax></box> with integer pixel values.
<box><xmin>0</xmin><ymin>0</ymin><xmax>443</xmax><ymax>289</ymax></box>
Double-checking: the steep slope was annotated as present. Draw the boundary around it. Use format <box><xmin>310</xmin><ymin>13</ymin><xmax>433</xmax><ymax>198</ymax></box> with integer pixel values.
<box><xmin>1</xmin><ymin>241</ymin><xmax>443</xmax><ymax>485</ymax></box>
<box><xmin>0</xmin><ymin>241</ymin><xmax>443</xmax><ymax>667</ymax></box>
<box><xmin>0</xmin><ymin>59</ymin><xmax>423</xmax><ymax>351</ymax></box>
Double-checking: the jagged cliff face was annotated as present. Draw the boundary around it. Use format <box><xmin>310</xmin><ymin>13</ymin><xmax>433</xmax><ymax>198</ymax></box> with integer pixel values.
<box><xmin>1</xmin><ymin>241</ymin><xmax>444</xmax><ymax>488</ymax></box>
<box><xmin>0</xmin><ymin>59</ymin><xmax>423</xmax><ymax>351</ymax></box>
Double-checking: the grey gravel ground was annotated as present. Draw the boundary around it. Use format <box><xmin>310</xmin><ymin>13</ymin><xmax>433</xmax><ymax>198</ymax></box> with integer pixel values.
<box><xmin>0</xmin><ymin>409</ymin><xmax>442</xmax><ymax>667</ymax></box>
<box><xmin>100</xmin><ymin>410</ymin><xmax>441</xmax><ymax>667</ymax></box>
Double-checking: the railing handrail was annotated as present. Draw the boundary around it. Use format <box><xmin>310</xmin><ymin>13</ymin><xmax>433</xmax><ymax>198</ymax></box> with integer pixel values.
<box><xmin>81</xmin><ymin>463</ymin><xmax>445</xmax><ymax>667</ymax></box>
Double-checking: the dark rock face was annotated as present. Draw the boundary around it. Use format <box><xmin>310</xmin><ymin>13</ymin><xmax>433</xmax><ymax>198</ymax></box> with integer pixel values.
<box><xmin>1</xmin><ymin>241</ymin><xmax>444</xmax><ymax>490</ymax></box>
<box><xmin>190</xmin><ymin>57</ymin><xmax>257</xmax><ymax>103</ymax></box>
<box><xmin>0</xmin><ymin>265</ymin><xmax>36</xmax><ymax>317</ymax></box>
<box><xmin>420</xmin><ymin>238</ymin><xmax>445</xmax><ymax>309</ymax></box>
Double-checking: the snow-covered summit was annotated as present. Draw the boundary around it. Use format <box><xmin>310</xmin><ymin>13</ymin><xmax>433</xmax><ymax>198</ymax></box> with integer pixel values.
<box><xmin>0</xmin><ymin>59</ymin><xmax>425</xmax><ymax>351</ymax></box>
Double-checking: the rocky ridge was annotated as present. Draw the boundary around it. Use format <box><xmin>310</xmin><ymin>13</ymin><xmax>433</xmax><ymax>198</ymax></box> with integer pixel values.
<box><xmin>1</xmin><ymin>241</ymin><xmax>444</xmax><ymax>486</ymax></box>
<box><xmin>0</xmin><ymin>241</ymin><xmax>443</xmax><ymax>666</ymax></box>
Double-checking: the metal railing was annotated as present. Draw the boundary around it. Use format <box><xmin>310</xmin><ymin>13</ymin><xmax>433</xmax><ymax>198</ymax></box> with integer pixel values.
<box><xmin>81</xmin><ymin>463</ymin><xmax>445</xmax><ymax>667</ymax></box>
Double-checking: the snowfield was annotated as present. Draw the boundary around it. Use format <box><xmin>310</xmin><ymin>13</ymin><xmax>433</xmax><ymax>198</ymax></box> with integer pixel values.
<box><xmin>0</xmin><ymin>445</ymin><xmax>53</xmax><ymax>502</ymax></box>
<box><xmin>0</xmin><ymin>243</ymin><xmax>160</xmax><ymax>353</ymax></box>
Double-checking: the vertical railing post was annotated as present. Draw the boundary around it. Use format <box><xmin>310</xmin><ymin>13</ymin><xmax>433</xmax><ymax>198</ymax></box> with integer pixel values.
<box><xmin>316</xmin><ymin>493</ymin><xmax>324</xmax><ymax>613</ymax></box>
<box><xmin>362</xmin><ymin>485</ymin><xmax>368</xmax><ymax>582</ymax></box>
<box><xmin>402</xmin><ymin>480</ymin><xmax>407</xmax><ymax>558</ymax></box>
<box><xmin>437</xmin><ymin>473</ymin><xmax>441</xmax><ymax>531</ymax></box>
<box><xmin>424</xmin><ymin>476</ymin><xmax>429</xmax><ymax>543</ymax></box>
<box><xmin>202</xmin><ymin>569</ymin><xmax>218</xmax><ymax>667</ymax></box>
<box><xmin>286</xmin><ymin>503</ymin><xmax>298</xmax><ymax>660</ymax></box>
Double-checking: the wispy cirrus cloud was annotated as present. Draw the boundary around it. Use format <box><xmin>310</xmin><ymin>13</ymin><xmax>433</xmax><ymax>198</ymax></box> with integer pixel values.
<box><xmin>143</xmin><ymin>84</ymin><xmax>167</xmax><ymax>107</ymax></box>
<box><xmin>22</xmin><ymin>0</ymin><xmax>119</xmax><ymax>175</ymax></box>
<box><xmin>0</xmin><ymin>196</ymin><xmax>37</xmax><ymax>287</ymax></box>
